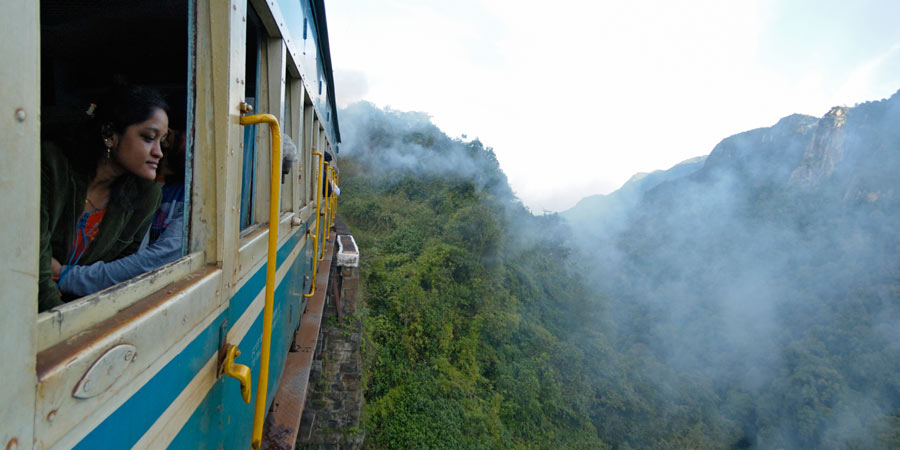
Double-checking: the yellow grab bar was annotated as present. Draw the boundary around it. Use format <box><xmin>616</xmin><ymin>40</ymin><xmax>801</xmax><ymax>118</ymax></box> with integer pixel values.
<box><xmin>239</xmin><ymin>113</ymin><xmax>281</xmax><ymax>450</ymax></box>
<box><xmin>223</xmin><ymin>344</ymin><xmax>252</xmax><ymax>403</ymax></box>
<box><xmin>304</xmin><ymin>151</ymin><xmax>324</xmax><ymax>298</ymax></box>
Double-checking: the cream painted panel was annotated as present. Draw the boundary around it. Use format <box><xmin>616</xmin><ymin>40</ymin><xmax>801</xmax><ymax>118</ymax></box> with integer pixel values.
<box><xmin>303</xmin><ymin>102</ymin><xmax>315</xmax><ymax>204</ymax></box>
<box><xmin>248</xmin><ymin>0</ymin><xmax>285</xmax><ymax>38</ymax></box>
<box><xmin>36</xmin><ymin>253</ymin><xmax>204</xmax><ymax>352</ymax></box>
<box><xmin>134</xmin><ymin>236</ymin><xmax>304</xmax><ymax>450</ymax></box>
<box><xmin>35</xmin><ymin>269</ymin><xmax>223</xmax><ymax>450</ymax></box>
<box><xmin>263</xmin><ymin>38</ymin><xmax>291</xmax><ymax>215</ymax></box>
<box><xmin>0</xmin><ymin>1</ymin><xmax>39</xmax><ymax>448</ymax></box>
<box><xmin>193</xmin><ymin>0</ymin><xmax>246</xmax><ymax>297</ymax></box>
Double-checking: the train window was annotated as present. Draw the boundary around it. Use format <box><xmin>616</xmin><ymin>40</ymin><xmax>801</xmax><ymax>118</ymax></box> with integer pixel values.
<box><xmin>282</xmin><ymin>69</ymin><xmax>294</xmax><ymax>212</ymax></box>
<box><xmin>240</xmin><ymin>6</ymin><xmax>265</xmax><ymax>231</ymax></box>
<box><xmin>281</xmin><ymin>68</ymin><xmax>300</xmax><ymax>211</ymax></box>
<box><xmin>303</xmin><ymin>99</ymin><xmax>316</xmax><ymax>206</ymax></box>
<box><xmin>283</xmin><ymin>74</ymin><xmax>293</xmax><ymax>139</ymax></box>
<box><xmin>36</xmin><ymin>0</ymin><xmax>192</xmax><ymax>333</ymax></box>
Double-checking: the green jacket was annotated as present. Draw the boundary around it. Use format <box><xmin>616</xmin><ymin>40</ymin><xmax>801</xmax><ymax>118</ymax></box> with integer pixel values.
<box><xmin>39</xmin><ymin>145</ymin><xmax>162</xmax><ymax>311</ymax></box>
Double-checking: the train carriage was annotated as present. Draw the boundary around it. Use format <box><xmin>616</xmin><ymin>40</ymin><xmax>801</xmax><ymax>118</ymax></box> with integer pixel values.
<box><xmin>0</xmin><ymin>0</ymin><xmax>341</xmax><ymax>448</ymax></box>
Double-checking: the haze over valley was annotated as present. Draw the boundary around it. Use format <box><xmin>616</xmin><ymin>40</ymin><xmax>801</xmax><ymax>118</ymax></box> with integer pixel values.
<box><xmin>338</xmin><ymin>89</ymin><xmax>900</xmax><ymax>448</ymax></box>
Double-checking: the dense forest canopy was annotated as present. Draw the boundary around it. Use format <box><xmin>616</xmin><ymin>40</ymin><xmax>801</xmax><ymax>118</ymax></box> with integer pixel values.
<box><xmin>336</xmin><ymin>91</ymin><xmax>900</xmax><ymax>449</ymax></box>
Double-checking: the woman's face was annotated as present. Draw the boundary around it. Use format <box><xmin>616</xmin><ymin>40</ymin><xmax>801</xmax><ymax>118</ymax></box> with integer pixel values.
<box><xmin>110</xmin><ymin>108</ymin><xmax>169</xmax><ymax>180</ymax></box>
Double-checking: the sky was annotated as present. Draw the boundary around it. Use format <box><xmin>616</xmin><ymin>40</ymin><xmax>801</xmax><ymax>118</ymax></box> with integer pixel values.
<box><xmin>325</xmin><ymin>0</ymin><xmax>900</xmax><ymax>213</ymax></box>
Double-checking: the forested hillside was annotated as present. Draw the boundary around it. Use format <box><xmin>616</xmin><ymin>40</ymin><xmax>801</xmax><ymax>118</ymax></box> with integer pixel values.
<box><xmin>337</xmin><ymin>103</ymin><xmax>610</xmax><ymax>448</ymax></box>
<box><xmin>567</xmin><ymin>90</ymin><xmax>900</xmax><ymax>449</ymax></box>
<box><xmin>336</xmin><ymin>91</ymin><xmax>900</xmax><ymax>449</ymax></box>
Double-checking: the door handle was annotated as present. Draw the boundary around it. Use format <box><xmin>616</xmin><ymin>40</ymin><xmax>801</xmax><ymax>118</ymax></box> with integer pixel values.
<box><xmin>223</xmin><ymin>344</ymin><xmax>251</xmax><ymax>404</ymax></box>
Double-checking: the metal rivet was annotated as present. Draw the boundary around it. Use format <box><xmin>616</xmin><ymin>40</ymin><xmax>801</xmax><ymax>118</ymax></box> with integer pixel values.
<box><xmin>47</xmin><ymin>409</ymin><xmax>57</xmax><ymax>422</ymax></box>
<box><xmin>7</xmin><ymin>438</ymin><xmax>18</xmax><ymax>450</ymax></box>
<box><xmin>15</xmin><ymin>108</ymin><xmax>25</xmax><ymax>122</ymax></box>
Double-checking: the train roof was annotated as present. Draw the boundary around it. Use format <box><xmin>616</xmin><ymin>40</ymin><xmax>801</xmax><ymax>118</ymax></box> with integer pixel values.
<box><xmin>310</xmin><ymin>0</ymin><xmax>341</xmax><ymax>148</ymax></box>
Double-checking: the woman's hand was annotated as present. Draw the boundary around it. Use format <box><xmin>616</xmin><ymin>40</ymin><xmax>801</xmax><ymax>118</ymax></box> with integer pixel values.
<box><xmin>51</xmin><ymin>257</ymin><xmax>62</xmax><ymax>277</ymax></box>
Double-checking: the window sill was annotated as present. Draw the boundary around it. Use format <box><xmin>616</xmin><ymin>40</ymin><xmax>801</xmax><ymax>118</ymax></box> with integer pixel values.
<box><xmin>36</xmin><ymin>251</ymin><xmax>206</xmax><ymax>352</ymax></box>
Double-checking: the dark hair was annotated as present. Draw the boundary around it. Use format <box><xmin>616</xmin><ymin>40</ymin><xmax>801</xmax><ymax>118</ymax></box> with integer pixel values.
<box><xmin>72</xmin><ymin>84</ymin><xmax>169</xmax><ymax>175</ymax></box>
<box><xmin>95</xmin><ymin>84</ymin><xmax>169</xmax><ymax>143</ymax></box>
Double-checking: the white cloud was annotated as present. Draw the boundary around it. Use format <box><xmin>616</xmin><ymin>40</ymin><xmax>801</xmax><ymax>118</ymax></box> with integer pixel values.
<box><xmin>327</xmin><ymin>0</ymin><xmax>900</xmax><ymax>212</ymax></box>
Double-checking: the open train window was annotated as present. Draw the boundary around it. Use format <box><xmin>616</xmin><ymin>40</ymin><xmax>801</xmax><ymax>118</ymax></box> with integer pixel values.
<box><xmin>36</xmin><ymin>0</ymin><xmax>192</xmax><ymax>342</ymax></box>
<box><xmin>240</xmin><ymin>5</ymin><xmax>264</xmax><ymax>231</ymax></box>
<box><xmin>303</xmin><ymin>98</ymin><xmax>316</xmax><ymax>206</ymax></box>
<box><xmin>282</xmin><ymin>69</ymin><xmax>295</xmax><ymax>213</ymax></box>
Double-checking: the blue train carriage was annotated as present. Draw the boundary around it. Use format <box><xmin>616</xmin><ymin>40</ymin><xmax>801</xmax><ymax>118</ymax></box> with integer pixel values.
<box><xmin>0</xmin><ymin>0</ymin><xmax>342</xmax><ymax>448</ymax></box>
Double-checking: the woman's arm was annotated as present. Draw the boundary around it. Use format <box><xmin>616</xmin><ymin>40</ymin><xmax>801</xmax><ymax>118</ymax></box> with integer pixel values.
<box><xmin>59</xmin><ymin>204</ymin><xmax>184</xmax><ymax>297</ymax></box>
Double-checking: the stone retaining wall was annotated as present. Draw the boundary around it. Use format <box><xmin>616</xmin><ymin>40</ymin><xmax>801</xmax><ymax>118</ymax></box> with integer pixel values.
<box><xmin>297</xmin><ymin>220</ymin><xmax>364</xmax><ymax>449</ymax></box>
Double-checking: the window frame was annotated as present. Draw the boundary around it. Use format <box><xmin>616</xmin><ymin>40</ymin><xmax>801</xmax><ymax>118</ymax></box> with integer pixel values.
<box><xmin>34</xmin><ymin>0</ymin><xmax>199</xmax><ymax>351</ymax></box>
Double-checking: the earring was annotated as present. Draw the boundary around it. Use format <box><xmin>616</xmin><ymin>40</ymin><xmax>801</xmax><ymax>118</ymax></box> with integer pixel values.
<box><xmin>106</xmin><ymin>147</ymin><xmax>111</xmax><ymax>159</ymax></box>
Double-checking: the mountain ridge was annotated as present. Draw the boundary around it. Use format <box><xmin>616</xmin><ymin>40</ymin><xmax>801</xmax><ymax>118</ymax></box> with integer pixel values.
<box><xmin>563</xmin><ymin>90</ymin><xmax>900</xmax><ymax>237</ymax></box>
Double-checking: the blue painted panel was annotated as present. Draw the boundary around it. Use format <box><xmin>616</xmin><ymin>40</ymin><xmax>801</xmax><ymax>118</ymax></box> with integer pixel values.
<box><xmin>73</xmin><ymin>309</ymin><xmax>226</xmax><ymax>450</ymax></box>
<box><xmin>72</xmin><ymin>231</ymin><xmax>315</xmax><ymax>449</ymax></box>
<box><xmin>228</xmin><ymin>231</ymin><xmax>303</xmax><ymax>323</ymax></box>
<box><xmin>172</xmin><ymin>239</ymin><xmax>312</xmax><ymax>449</ymax></box>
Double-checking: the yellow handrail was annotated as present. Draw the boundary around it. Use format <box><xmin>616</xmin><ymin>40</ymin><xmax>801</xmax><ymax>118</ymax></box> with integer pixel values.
<box><xmin>238</xmin><ymin>113</ymin><xmax>281</xmax><ymax>450</ymax></box>
<box><xmin>304</xmin><ymin>151</ymin><xmax>324</xmax><ymax>298</ymax></box>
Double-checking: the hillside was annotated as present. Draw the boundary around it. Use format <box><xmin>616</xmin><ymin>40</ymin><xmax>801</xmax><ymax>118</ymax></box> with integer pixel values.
<box><xmin>562</xmin><ymin>155</ymin><xmax>707</xmax><ymax>242</ymax></box>
<box><xmin>335</xmin><ymin>90</ymin><xmax>900</xmax><ymax>449</ymax></box>
<box><xmin>337</xmin><ymin>103</ymin><xmax>612</xmax><ymax>448</ymax></box>
<box><xmin>570</xmin><ymin>90</ymin><xmax>900</xmax><ymax>449</ymax></box>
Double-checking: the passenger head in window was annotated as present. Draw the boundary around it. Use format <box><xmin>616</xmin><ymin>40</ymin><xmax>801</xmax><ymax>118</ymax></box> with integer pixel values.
<box><xmin>76</xmin><ymin>85</ymin><xmax>170</xmax><ymax>180</ymax></box>
<box><xmin>54</xmin><ymin>128</ymin><xmax>187</xmax><ymax>298</ymax></box>
<box><xmin>38</xmin><ymin>84</ymin><xmax>168</xmax><ymax>312</ymax></box>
